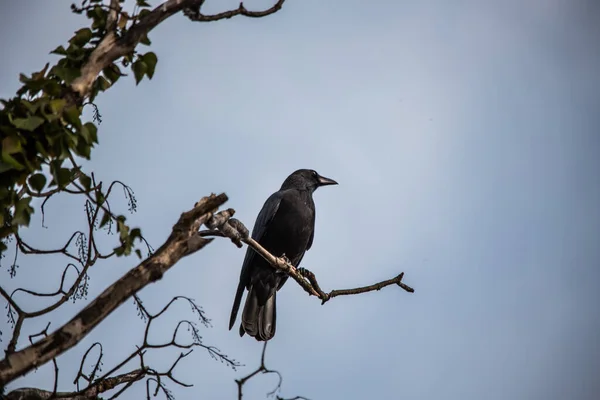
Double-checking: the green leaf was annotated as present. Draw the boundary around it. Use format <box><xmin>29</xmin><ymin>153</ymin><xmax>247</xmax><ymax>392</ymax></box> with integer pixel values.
<box><xmin>79</xmin><ymin>174</ymin><xmax>92</xmax><ymax>190</ymax></box>
<box><xmin>81</xmin><ymin>122</ymin><xmax>98</xmax><ymax>144</ymax></box>
<box><xmin>103</xmin><ymin>63</ymin><xmax>123</xmax><ymax>84</ymax></box>
<box><xmin>0</xmin><ymin>154</ymin><xmax>24</xmax><ymax>171</ymax></box>
<box><xmin>49</xmin><ymin>99</ymin><xmax>67</xmax><ymax>114</ymax></box>
<box><xmin>69</xmin><ymin>28</ymin><xmax>93</xmax><ymax>47</ymax></box>
<box><xmin>35</xmin><ymin>141</ymin><xmax>50</xmax><ymax>158</ymax></box>
<box><xmin>51</xmin><ymin>66</ymin><xmax>81</xmax><ymax>85</ymax></box>
<box><xmin>89</xmin><ymin>7</ymin><xmax>107</xmax><ymax>30</ymax></box>
<box><xmin>95</xmin><ymin>190</ymin><xmax>106</xmax><ymax>207</ymax></box>
<box><xmin>99</xmin><ymin>211</ymin><xmax>111</xmax><ymax>228</ymax></box>
<box><xmin>20</xmin><ymin>100</ymin><xmax>39</xmax><ymax>114</ymax></box>
<box><xmin>136</xmin><ymin>0</ymin><xmax>151</xmax><ymax>7</ymax></box>
<box><xmin>138</xmin><ymin>8</ymin><xmax>151</xmax><ymax>20</ymax></box>
<box><xmin>50</xmin><ymin>45</ymin><xmax>68</xmax><ymax>55</ymax></box>
<box><xmin>142</xmin><ymin>52</ymin><xmax>158</xmax><ymax>79</ymax></box>
<box><xmin>135</xmin><ymin>249</ymin><xmax>142</xmax><ymax>259</ymax></box>
<box><xmin>2</xmin><ymin>136</ymin><xmax>22</xmax><ymax>154</ymax></box>
<box><xmin>29</xmin><ymin>173</ymin><xmax>47</xmax><ymax>193</ymax></box>
<box><xmin>12</xmin><ymin>116</ymin><xmax>44</xmax><ymax>132</ymax></box>
<box><xmin>55</xmin><ymin>167</ymin><xmax>73</xmax><ymax>187</ymax></box>
<box><xmin>139</xmin><ymin>32</ymin><xmax>151</xmax><ymax>46</ymax></box>
<box><xmin>44</xmin><ymin>80</ymin><xmax>63</xmax><ymax>97</ymax></box>
<box><xmin>132</xmin><ymin>59</ymin><xmax>148</xmax><ymax>85</ymax></box>
<box><xmin>130</xmin><ymin>228</ymin><xmax>141</xmax><ymax>240</ymax></box>
<box><xmin>117</xmin><ymin>11</ymin><xmax>130</xmax><ymax>29</ymax></box>
<box><xmin>13</xmin><ymin>197</ymin><xmax>34</xmax><ymax>227</ymax></box>
<box><xmin>32</xmin><ymin>63</ymin><xmax>50</xmax><ymax>81</ymax></box>
<box><xmin>96</xmin><ymin>75</ymin><xmax>111</xmax><ymax>91</ymax></box>
<box><xmin>63</xmin><ymin>106</ymin><xmax>82</xmax><ymax>128</ymax></box>
<box><xmin>76</xmin><ymin>140</ymin><xmax>92</xmax><ymax>159</ymax></box>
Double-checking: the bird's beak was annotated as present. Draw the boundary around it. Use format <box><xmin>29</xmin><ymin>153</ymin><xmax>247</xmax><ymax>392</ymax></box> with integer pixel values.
<box><xmin>317</xmin><ymin>174</ymin><xmax>338</xmax><ymax>186</ymax></box>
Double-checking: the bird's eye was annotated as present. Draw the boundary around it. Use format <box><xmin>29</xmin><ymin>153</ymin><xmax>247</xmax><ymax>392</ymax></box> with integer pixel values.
<box><xmin>312</xmin><ymin>170</ymin><xmax>318</xmax><ymax>177</ymax></box>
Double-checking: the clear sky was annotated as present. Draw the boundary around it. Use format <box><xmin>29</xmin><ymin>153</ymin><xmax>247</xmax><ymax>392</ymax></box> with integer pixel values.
<box><xmin>1</xmin><ymin>1</ymin><xmax>599</xmax><ymax>399</ymax></box>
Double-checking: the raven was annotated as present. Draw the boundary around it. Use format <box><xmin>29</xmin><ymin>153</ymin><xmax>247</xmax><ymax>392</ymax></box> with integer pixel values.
<box><xmin>229</xmin><ymin>169</ymin><xmax>338</xmax><ymax>341</ymax></box>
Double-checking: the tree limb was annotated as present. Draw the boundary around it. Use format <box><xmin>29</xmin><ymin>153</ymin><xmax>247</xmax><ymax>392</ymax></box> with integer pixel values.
<box><xmin>5</xmin><ymin>369</ymin><xmax>144</xmax><ymax>400</ymax></box>
<box><xmin>184</xmin><ymin>0</ymin><xmax>285</xmax><ymax>22</ymax></box>
<box><xmin>235</xmin><ymin>342</ymin><xmax>307</xmax><ymax>400</ymax></box>
<box><xmin>0</xmin><ymin>194</ymin><xmax>227</xmax><ymax>386</ymax></box>
<box><xmin>69</xmin><ymin>0</ymin><xmax>286</xmax><ymax>101</ymax></box>
<box><xmin>200</xmin><ymin>217</ymin><xmax>415</xmax><ymax>304</ymax></box>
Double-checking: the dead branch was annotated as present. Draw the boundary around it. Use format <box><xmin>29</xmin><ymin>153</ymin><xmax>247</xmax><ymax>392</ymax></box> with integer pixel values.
<box><xmin>1</xmin><ymin>175</ymin><xmax>145</xmax><ymax>360</ymax></box>
<box><xmin>235</xmin><ymin>342</ymin><xmax>307</xmax><ymax>400</ymax></box>
<box><xmin>4</xmin><ymin>369</ymin><xmax>144</xmax><ymax>400</ymax></box>
<box><xmin>0</xmin><ymin>193</ymin><xmax>227</xmax><ymax>386</ymax></box>
<box><xmin>299</xmin><ymin>269</ymin><xmax>414</xmax><ymax>305</ymax></box>
<box><xmin>199</xmin><ymin>217</ymin><xmax>415</xmax><ymax>304</ymax></box>
<box><xmin>78</xmin><ymin>294</ymin><xmax>239</xmax><ymax>400</ymax></box>
<box><xmin>184</xmin><ymin>0</ymin><xmax>285</xmax><ymax>22</ymax></box>
<box><xmin>27</xmin><ymin>323</ymin><xmax>58</xmax><ymax>397</ymax></box>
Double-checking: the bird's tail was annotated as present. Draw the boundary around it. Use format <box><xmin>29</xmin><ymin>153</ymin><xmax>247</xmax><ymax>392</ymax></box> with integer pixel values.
<box><xmin>229</xmin><ymin>281</ymin><xmax>246</xmax><ymax>331</ymax></box>
<box><xmin>240</xmin><ymin>285</ymin><xmax>277</xmax><ymax>341</ymax></box>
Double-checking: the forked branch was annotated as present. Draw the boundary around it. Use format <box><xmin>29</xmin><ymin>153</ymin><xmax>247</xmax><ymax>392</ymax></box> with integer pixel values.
<box><xmin>236</xmin><ymin>342</ymin><xmax>309</xmax><ymax>400</ymax></box>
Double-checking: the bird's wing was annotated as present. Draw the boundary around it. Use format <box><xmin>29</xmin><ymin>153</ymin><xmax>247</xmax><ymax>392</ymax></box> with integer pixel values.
<box><xmin>306</xmin><ymin>230</ymin><xmax>314</xmax><ymax>251</ymax></box>
<box><xmin>306</xmin><ymin>209</ymin><xmax>316</xmax><ymax>250</ymax></box>
<box><xmin>229</xmin><ymin>191</ymin><xmax>283</xmax><ymax>330</ymax></box>
<box><xmin>250</xmin><ymin>191</ymin><xmax>284</xmax><ymax>242</ymax></box>
<box><xmin>241</xmin><ymin>190</ymin><xmax>283</xmax><ymax>281</ymax></box>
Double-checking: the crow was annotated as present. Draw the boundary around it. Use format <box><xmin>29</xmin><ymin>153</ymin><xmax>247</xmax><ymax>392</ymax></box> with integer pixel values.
<box><xmin>229</xmin><ymin>169</ymin><xmax>338</xmax><ymax>341</ymax></box>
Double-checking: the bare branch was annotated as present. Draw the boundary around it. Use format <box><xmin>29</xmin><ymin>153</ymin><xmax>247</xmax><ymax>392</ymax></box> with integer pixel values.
<box><xmin>200</xmin><ymin>217</ymin><xmax>415</xmax><ymax>304</ymax></box>
<box><xmin>5</xmin><ymin>369</ymin><xmax>145</xmax><ymax>400</ymax></box>
<box><xmin>86</xmin><ymin>369</ymin><xmax>145</xmax><ymax>397</ymax></box>
<box><xmin>236</xmin><ymin>342</ymin><xmax>307</xmax><ymax>400</ymax></box>
<box><xmin>184</xmin><ymin>0</ymin><xmax>286</xmax><ymax>22</ymax></box>
<box><xmin>74</xmin><ymin>342</ymin><xmax>103</xmax><ymax>390</ymax></box>
<box><xmin>299</xmin><ymin>269</ymin><xmax>414</xmax><ymax>304</ymax></box>
<box><xmin>0</xmin><ymin>193</ymin><xmax>227</xmax><ymax>385</ymax></box>
<box><xmin>5</xmin><ymin>315</ymin><xmax>24</xmax><ymax>355</ymax></box>
<box><xmin>0</xmin><ymin>286</ymin><xmax>21</xmax><ymax>314</ymax></box>
<box><xmin>9</xmin><ymin>263</ymin><xmax>93</xmax><ymax>318</ymax></box>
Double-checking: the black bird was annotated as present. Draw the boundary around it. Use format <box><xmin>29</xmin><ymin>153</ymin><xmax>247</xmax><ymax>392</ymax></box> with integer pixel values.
<box><xmin>229</xmin><ymin>169</ymin><xmax>338</xmax><ymax>341</ymax></box>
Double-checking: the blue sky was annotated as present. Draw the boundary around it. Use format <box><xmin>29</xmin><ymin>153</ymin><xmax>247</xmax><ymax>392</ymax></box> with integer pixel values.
<box><xmin>1</xmin><ymin>1</ymin><xmax>599</xmax><ymax>399</ymax></box>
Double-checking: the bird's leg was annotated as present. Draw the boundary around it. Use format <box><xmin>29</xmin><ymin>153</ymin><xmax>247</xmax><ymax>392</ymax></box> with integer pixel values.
<box><xmin>297</xmin><ymin>267</ymin><xmax>328</xmax><ymax>302</ymax></box>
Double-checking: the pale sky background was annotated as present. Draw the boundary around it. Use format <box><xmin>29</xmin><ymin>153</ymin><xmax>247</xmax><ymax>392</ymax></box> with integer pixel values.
<box><xmin>1</xmin><ymin>1</ymin><xmax>599</xmax><ymax>399</ymax></box>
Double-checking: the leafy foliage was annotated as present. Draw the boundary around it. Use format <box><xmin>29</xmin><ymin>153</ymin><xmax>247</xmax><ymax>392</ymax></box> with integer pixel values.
<box><xmin>0</xmin><ymin>0</ymin><xmax>158</xmax><ymax>256</ymax></box>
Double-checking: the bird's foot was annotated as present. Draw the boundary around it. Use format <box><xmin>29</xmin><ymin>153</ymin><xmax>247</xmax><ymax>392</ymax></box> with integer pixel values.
<box><xmin>279</xmin><ymin>254</ymin><xmax>297</xmax><ymax>273</ymax></box>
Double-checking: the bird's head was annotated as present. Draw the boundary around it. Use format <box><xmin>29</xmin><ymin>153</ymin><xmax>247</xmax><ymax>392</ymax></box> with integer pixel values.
<box><xmin>281</xmin><ymin>169</ymin><xmax>338</xmax><ymax>192</ymax></box>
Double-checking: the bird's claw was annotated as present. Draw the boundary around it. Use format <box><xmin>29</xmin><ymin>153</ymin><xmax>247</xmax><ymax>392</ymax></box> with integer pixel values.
<box><xmin>279</xmin><ymin>254</ymin><xmax>298</xmax><ymax>273</ymax></box>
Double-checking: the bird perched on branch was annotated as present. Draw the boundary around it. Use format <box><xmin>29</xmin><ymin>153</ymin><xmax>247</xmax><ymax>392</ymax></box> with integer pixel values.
<box><xmin>229</xmin><ymin>169</ymin><xmax>338</xmax><ymax>341</ymax></box>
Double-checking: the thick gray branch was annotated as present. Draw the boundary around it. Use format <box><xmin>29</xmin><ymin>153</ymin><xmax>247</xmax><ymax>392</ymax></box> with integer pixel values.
<box><xmin>0</xmin><ymin>194</ymin><xmax>227</xmax><ymax>386</ymax></box>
